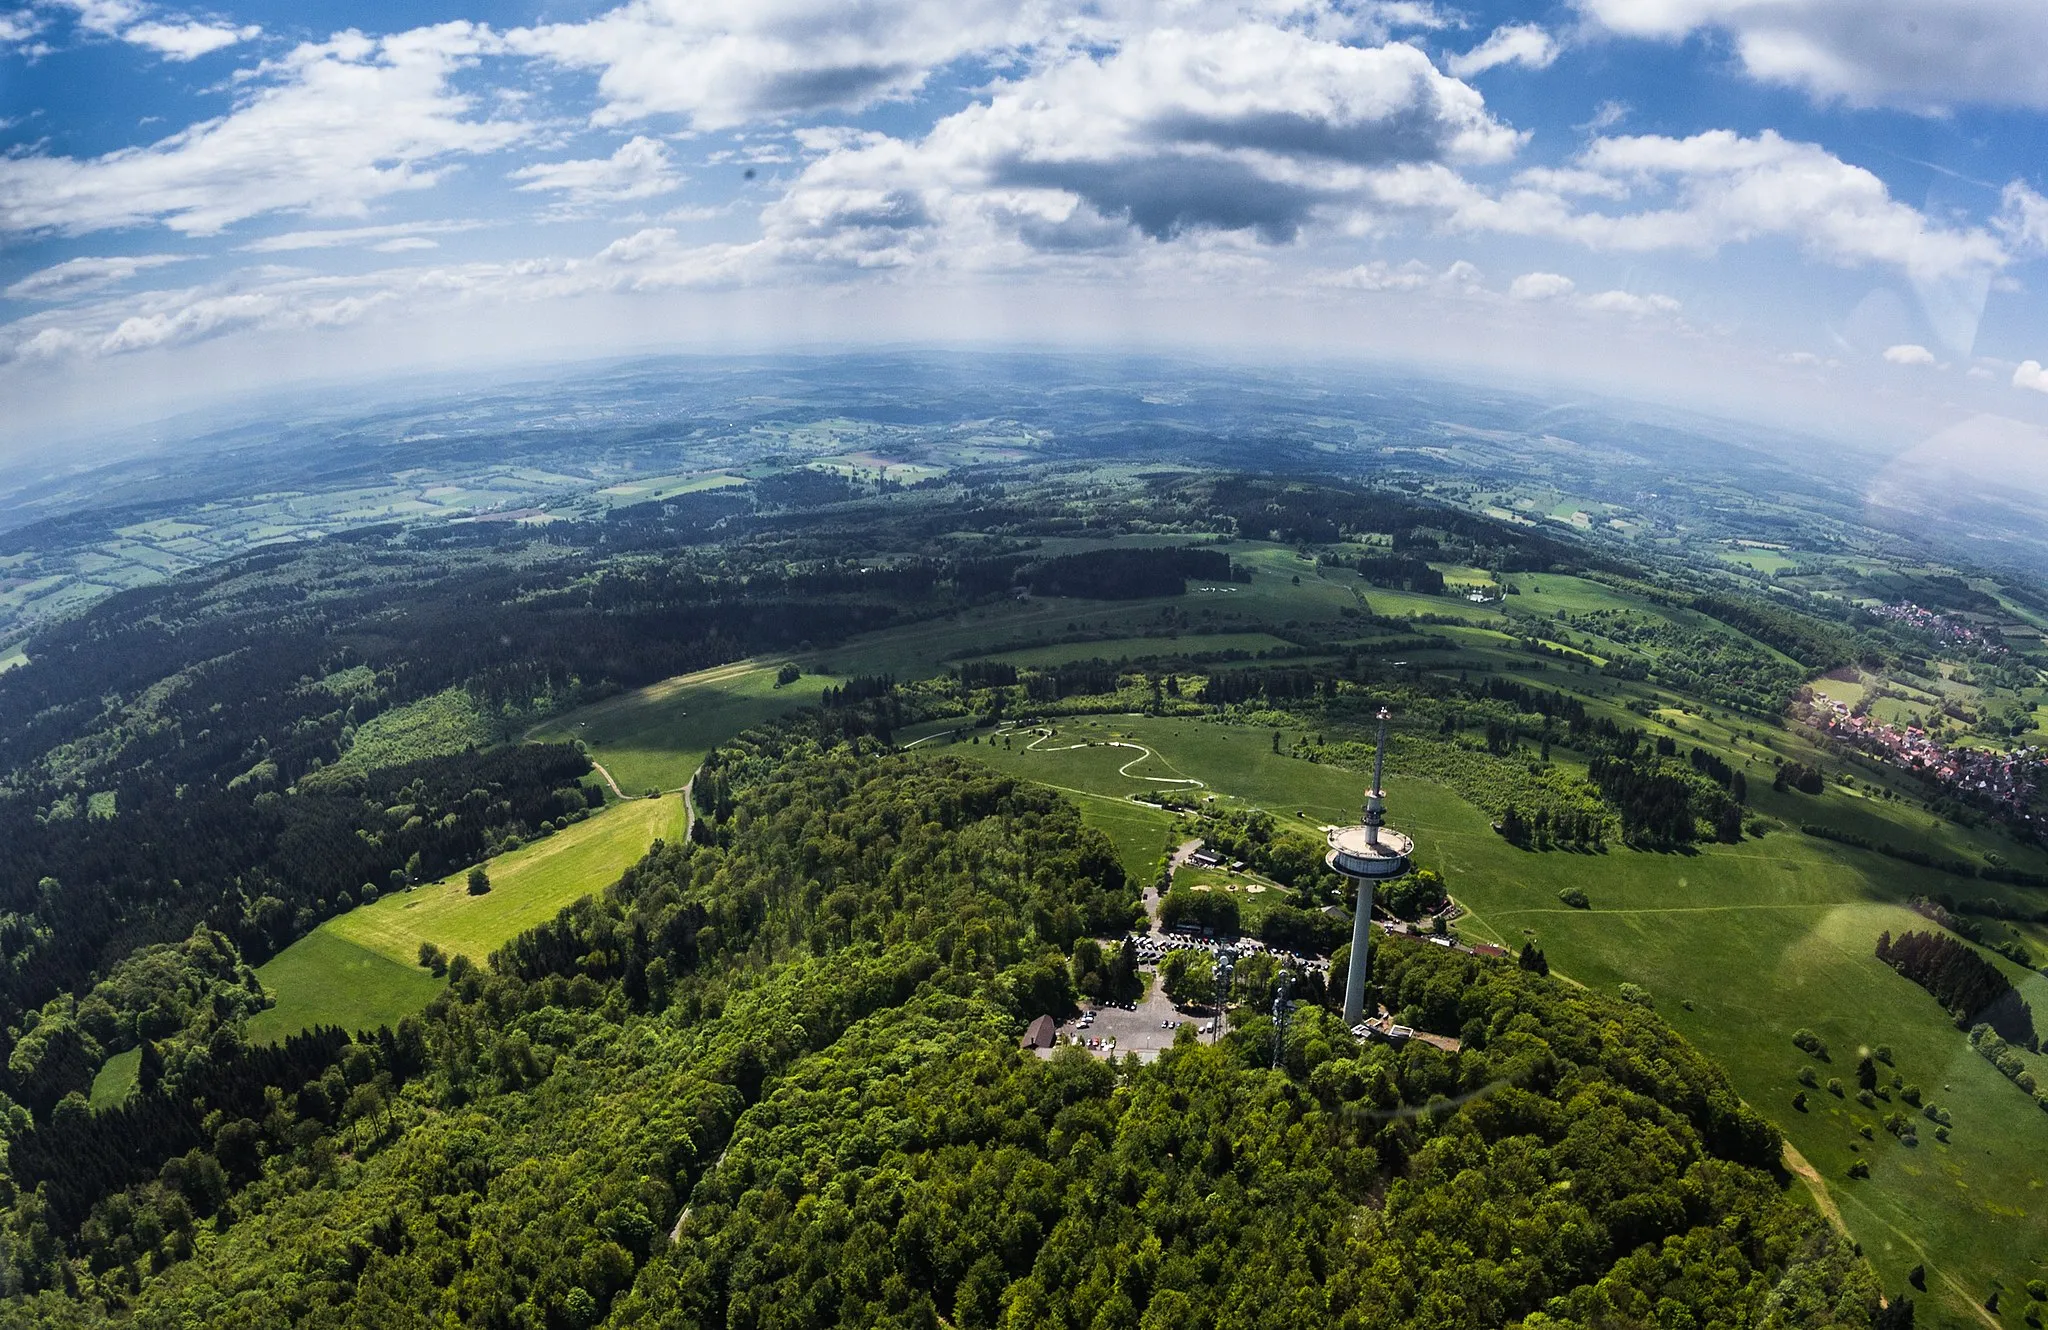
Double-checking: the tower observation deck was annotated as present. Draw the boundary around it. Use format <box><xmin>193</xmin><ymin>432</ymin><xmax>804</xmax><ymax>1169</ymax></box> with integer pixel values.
<box><xmin>1326</xmin><ymin>707</ymin><xmax>1414</xmax><ymax>1027</ymax></box>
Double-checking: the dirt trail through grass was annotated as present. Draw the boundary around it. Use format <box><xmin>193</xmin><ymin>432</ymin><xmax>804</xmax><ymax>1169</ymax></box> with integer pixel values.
<box><xmin>1021</xmin><ymin>725</ymin><xmax>1205</xmax><ymax>788</ymax></box>
<box><xmin>1781</xmin><ymin>1142</ymin><xmax>1846</xmax><ymax>1236</ymax></box>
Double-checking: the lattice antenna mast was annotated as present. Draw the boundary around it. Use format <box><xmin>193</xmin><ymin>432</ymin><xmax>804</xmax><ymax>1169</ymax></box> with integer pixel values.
<box><xmin>1213</xmin><ymin>944</ymin><xmax>1236</xmax><ymax>1043</ymax></box>
<box><xmin>1271</xmin><ymin>968</ymin><xmax>1294</xmax><ymax>1070</ymax></box>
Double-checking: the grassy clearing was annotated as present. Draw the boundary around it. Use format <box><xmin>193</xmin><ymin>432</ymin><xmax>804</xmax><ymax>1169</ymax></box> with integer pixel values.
<box><xmin>952</xmin><ymin>712</ymin><xmax>2048</xmax><ymax>1327</ymax></box>
<box><xmin>88</xmin><ymin>1049</ymin><xmax>139</xmax><ymax>1109</ymax></box>
<box><xmin>1172</xmin><ymin>863</ymin><xmax>1295</xmax><ymax>926</ymax></box>
<box><xmin>596</xmin><ymin>472</ymin><xmax>747</xmax><ymax>502</ymax></box>
<box><xmin>0</xmin><ymin>646</ymin><xmax>24</xmax><ymax>674</ymax></box>
<box><xmin>327</xmin><ymin>793</ymin><xmax>685</xmax><ymax>967</ymax></box>
<box><xmin>530</xmin><ymin>659</ymin><xmax>835</xmax><ymax>795</ymax></box>
<box><xmin>915</xmin><ymin>727</ymin><xmax>1178</xmax><ymax>883</ymax></box>
<box><xmin>245</xmin><ymin>930</ymin><xmax>447</xmax><ymax>1044</ymax></box>
<box><xmin>246</xmin><ymin>795</ymin><xmax>682</xmax><ymax>1044</ymax></box>
<box><xmin>314</xmin><ymin>687</ymin><xmax>493</xmax><ymax>782</ymax></box>
<box><xmin>1720</xmin><ymin>548</ymin><xmax>1800</xmax><ymax>574</ymax></box>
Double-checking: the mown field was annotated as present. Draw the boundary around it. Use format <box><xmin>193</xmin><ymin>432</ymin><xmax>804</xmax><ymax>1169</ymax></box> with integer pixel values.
<box><xmin>329</xmin><ymin>794</ymin><xmax>686</xmax><ymax>966</ymax></box>
<box><xmin>244</xmin><ymin>931</ymin><xmax>447</xmax><ymax>1045</ymax></box>
<box><xmin>249</xmin><ymin>794</ymin><xmax>685</xmax><ymax>1041</ymax></box>
<box><xmin>946</xmin><ymin>711</ymin><xmax>2048</xmax><ymax>1329</ymax></box>
<box><xmin>528</xmin><ymin>659</ymin><xmax>835</xmax><ymax>795</ymax></box>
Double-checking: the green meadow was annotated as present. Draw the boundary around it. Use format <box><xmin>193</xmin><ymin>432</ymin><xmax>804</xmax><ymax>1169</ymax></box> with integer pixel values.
<box><xmin>529</xmin><ymin>658</ymin><xmax>837</xmax><ymax>795</ymax></box>
<box><xmin>245</xmin><ymin>931</ymin><xmax>446</xmax><ymax>1044</ymax></box>
<box><xmin>249</xmin><ymin>794</ymin><xmax>684</xmax><ymax>1041</ymax></box>
<box><xmin>328</xmin><ymin>794</ymin><xmax>685</xmax><ymax>966</ymax></box>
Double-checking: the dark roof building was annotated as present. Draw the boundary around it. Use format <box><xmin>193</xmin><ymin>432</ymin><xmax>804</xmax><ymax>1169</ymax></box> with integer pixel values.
<box><xmin>1021</xmin><ymin>1015</ymin><xmax>1057</xmax><ymax>1049</ymax></box>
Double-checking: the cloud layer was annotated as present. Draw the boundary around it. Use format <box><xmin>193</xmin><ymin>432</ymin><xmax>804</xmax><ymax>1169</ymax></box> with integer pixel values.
<box><xmin>2</xmin><ymin>0</ymin><xmax>2048</xmax><ymax>435</ymax></box>
<box><xmin>1575</xmin><ymin>0</ymin><xmax>2048</xmax><ymax>112</ymax></box>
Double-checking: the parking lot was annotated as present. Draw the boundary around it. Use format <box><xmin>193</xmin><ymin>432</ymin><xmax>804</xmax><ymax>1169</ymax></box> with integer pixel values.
<box><xmin>1038</xmin><ymin>974</ymin><xmax>1211</xmax><ymax>1063</ymax></box>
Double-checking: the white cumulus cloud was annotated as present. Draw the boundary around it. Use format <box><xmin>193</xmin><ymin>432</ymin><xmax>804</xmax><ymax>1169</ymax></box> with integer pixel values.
<box><xmin>0</xmin><ymin>23</ymin><xmax>529</xmax><ymax>238</ymax></box>
<box><xmin>510</xmin><ymin>136</ymin><xmax>682</xmax><ymax>204</ymax></box>
<box><xmin>1472</xmin><ymin>130</ymin><xmax>2010</xmax><ymax>289</ymax></box>
<box><xmin>1579</xmin><ymin>288</ymin><xmax>1680</xmax><ymax>315</ymax></box>
<box><xmin>1883</xmin><ymin>343</ymin><xmax>1935</xmax><ymax>365</ymax></box>
<box><xmin>506</xmin><ymin>0</ymin><xmax>1053</xmax><ymax>131</ymax></box>
<box><xmin>1509</xmin><ymin>270</ymin><xmax>1575</xmax><ymax>300</ymax></box>
<box><xmin>1446</xmin><ymin>23</ymin><xmax>1558</xmax><ymax>77</ymax></box>
<box><xmin>2015</xmin><ymin>360</ymin><xmax>2048</xmax><ymax>394</ymax></box>
<box><xmin>45</xmin><ymin>0</ymin><xmax>257</xmax><ymax>58</ymax></box>
<box><xmin>1574</xmin><ymin>0</ymin><xmax>2048</xmax><ymax>113</ymax></box>
<box><xmin>761</xmin><ymin>25</ymin><xmax>1523</xmax><ymax>267</ymax></box>
<box><xmin>240</xmin><ymin>220</ymin><xmax>486</xmax><ymax>252</ymax></box>
<box><xmin>121</xmin><ymin>18</ymin><xmax>259</xmax><ymax>59</ymax></box>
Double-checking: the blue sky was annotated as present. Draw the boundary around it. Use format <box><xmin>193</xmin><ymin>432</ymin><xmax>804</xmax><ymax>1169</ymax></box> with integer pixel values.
<box><xmin>4</xmin><ymin>0</ymin><xmax>2048</xmax><ymax>450</ymax></box>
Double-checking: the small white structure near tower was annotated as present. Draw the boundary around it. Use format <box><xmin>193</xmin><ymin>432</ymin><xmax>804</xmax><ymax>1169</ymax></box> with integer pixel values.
<box><xmin>1326</xmin><ymin>707</ymin><xmax>1414</xmax><ymax>1028</ymax></box>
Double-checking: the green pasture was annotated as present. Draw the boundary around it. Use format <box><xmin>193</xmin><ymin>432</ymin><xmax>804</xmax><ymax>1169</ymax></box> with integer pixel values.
<box><xmin>248</xmin><ymin>795</ymin><xmax>683</xmax><ymax>1043</ymax></box>
<box><xmin>1811</xmin><ymin>673</ymin><xmax>1867</xmax><ymax>707</ymax></box>
<box><xmin>810</xmin><ymin>453</ymin><xmax>948</xmax><ymax>483</ymax></box>
<box><xmin>1429</xmin><ymin>562</ymin><xmax>1499</xmax><ymax>589</ymax></box>
<box><xmin>88</xmin><ymin>1049</ymin><xmax>139</xmax><ymax>1109</ymax></box>
<box><xmin>1720</xmin><ymin>548</ymin><xmax>1800</xmax><ymax>574</ymax></box>
<box><xmin>328</xmin><ymin>794</ymin><xmax>685</xmax><ymax>967</ymax></box>
<box><xmin>314</xmin><ymin>687</ymin><xmax>493</xmax><ymax>782</ymax></box>
<box><xmin>922</xmin><ymin>726</ymin><xmax>1182</xmax><ymax>882</ymax></box>
<box><xmin>245</xmin><ymin>930</ymin><xmax>447</xmax><ymax>1044</ymax></box>
<box><xmin>1356</xmin><ymin>585</ymin><xmax>1502</xmax><ymax>622</ymax></box>
<box><xmin>953</xmin><ymin>711</ymin><xmax>2048</xmax><ymax>1327</ymax></box>
<box><xmin>1172</xmin><ymin>863</ymin><xmax>1297</xmax><ymax>927</ymax></box>
<box><xmin>530</xmin><ymin>659</ymin><xmax>835</xmax><ymax>795</ymax></box>
<box><xmin>596</xmin><ymin>472</ymin><xmax>747</xmax><ymax>503</ymax></box>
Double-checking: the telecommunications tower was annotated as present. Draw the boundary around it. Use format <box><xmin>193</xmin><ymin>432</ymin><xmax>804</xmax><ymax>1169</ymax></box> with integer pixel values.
<box><xmin>1325</xmin><ymin>708</ymin><xmax>1415</xmax><ymax>1028</ymax></box>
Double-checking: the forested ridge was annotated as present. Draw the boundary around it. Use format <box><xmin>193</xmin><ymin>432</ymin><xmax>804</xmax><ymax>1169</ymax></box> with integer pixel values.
<box><xmin>0</xmin><ymin>731</ymin><xmax>1885</xmax><ymax>1328</ymax></box>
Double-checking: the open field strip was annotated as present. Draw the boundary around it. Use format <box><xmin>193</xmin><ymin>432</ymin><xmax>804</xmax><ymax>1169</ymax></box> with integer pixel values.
<box><xmin>328</xmin><ymin>794</ymin><xmax>684</xmax><ymax>966</ymax></box>
<box><xmin>247</xmin><ymin>795</ymin><xmax>684</xmax><ymax>1043</ymax></box>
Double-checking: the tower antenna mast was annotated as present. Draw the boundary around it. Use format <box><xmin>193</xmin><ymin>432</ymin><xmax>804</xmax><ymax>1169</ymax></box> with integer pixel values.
<box><xmin>1325</xmin><ymin>707</ymin><xmax>1415</xmax><ymax>1029</ymax></box>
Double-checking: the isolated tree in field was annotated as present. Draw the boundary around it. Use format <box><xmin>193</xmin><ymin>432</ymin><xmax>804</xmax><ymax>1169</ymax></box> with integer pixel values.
<box><xmin>1518</xmin><ymin>942</ymin><xmax>1549</xmax><ymax>976</ymax></box>
<box><xmin>418</xmin><ymin>942</ymin><xmax>447</xmax><ymax>976</ymax></box>
<box><xmin>467</xmin><ymin>866</ymin><xmax>491</xmax><ymax>895</ymax></box>
<box><xmin>1857</xmin><ymin>1054</ymin><xmax>1878</xmax><ymax>1091</ymax></box>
